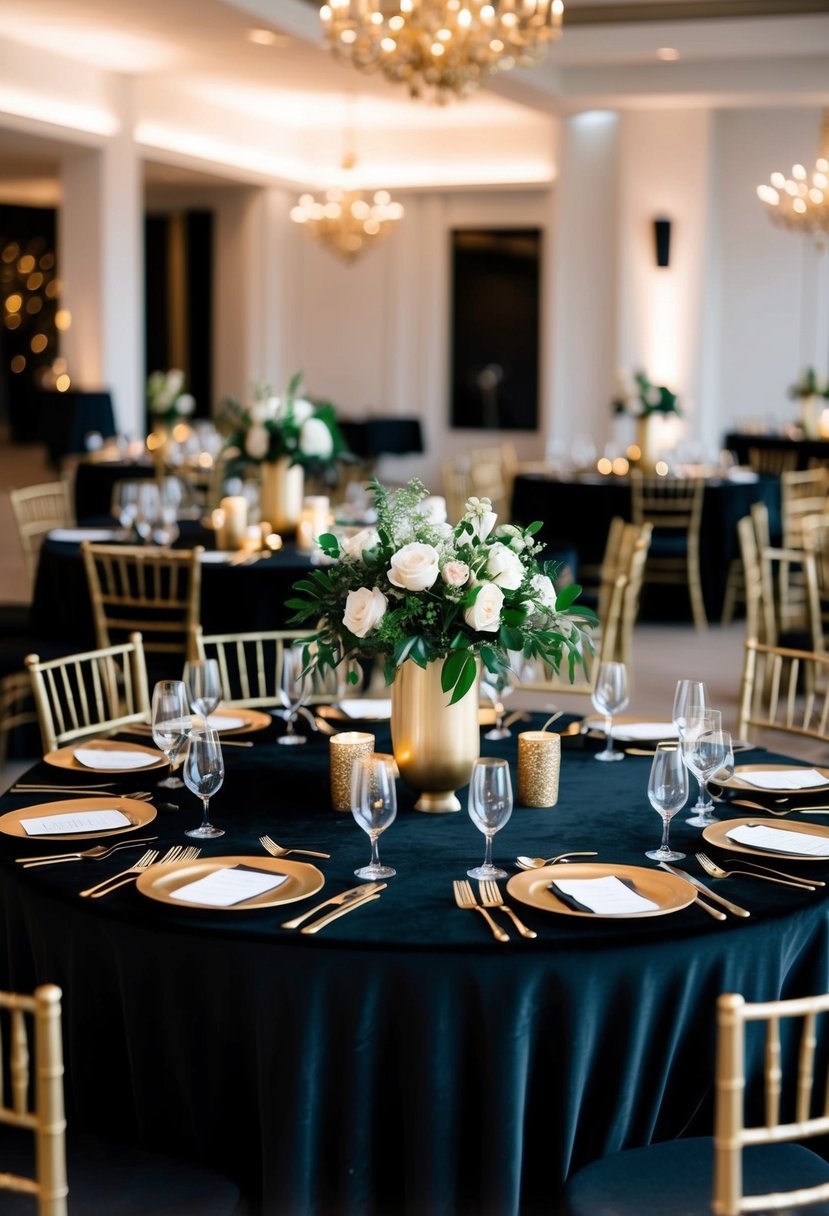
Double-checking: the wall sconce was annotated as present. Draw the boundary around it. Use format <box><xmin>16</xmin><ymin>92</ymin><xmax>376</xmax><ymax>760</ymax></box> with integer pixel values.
<box><xmin>653</xmin><ymin>217</ymin><xmax>671</xmax><ymax>267</ymax></box>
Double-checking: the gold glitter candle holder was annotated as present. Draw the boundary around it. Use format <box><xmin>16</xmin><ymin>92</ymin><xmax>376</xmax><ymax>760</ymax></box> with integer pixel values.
<box><xmin>329</xmin><ymin>731</ymin><xmax>375</xmax><ymax>812</ymax></box>
<box><xmin>517</xmin><ymin>730</ymin><xmax>561</xmax><ymax>807</ymax></box>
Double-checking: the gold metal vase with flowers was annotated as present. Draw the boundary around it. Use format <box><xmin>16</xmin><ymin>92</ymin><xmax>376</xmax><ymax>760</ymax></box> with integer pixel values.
<box><xmin>391</xmin><ymin>659</ymin><xmax>480</xmax><ymax>813</ymax></box>
<box><xmin>260</xmin><ymin>457</ymin><xmax>304</xmax><ymax>535</ymax></box>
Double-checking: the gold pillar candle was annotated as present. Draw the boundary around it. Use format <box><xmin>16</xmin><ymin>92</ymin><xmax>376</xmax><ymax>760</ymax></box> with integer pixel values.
<box><xmin>518</xmin><ymin>730</ymin><xmax>561</xmax><ymax>807</ymax></box>
<box><xmin>329</xmin><ymin>731</ymin><xmax>375</xmax><ymax>812</ymax></box>
<box><xmin>217</xmin><ymin>495</ymin><xmax>248</xmax><ymax>550</ymax></box>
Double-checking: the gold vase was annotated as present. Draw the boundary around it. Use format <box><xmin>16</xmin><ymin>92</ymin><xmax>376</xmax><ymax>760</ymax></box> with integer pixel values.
<box><xmin>635</xmin><ymin>415</ymin><xmax>659</xmax><ymax>472</ymax></box>
<box><xmin>391</xmin><ymin>659</ymin><xmax>480</xmax><ymax>813</ymax></box>
<box><xmin>260</xmin><ymin>457</ymin><xmax>304</xmax><ymax>535</ymax></box>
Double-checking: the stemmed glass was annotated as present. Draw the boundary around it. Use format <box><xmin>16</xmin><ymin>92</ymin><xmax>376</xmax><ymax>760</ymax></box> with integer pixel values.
<box><xmin>134</xmin><ymin>482</ymin><xmax>161</xmax><ymax>543</ymax></box>
<box><xmin>151</xmin><ymin>680</ymin><xmax>192</xmax><ymax>790</ymax></box>
<box><xmin>278</xmin><ymin>641</ymin><xmax>315</xmax><ymax>745</ymax></box>
<box><xmin>672</xmin><ymin>679</ymin><xmax>708</xmax><ymax>736</ymax></box>
<box><xmin>679</xmin><ymin>712</ymin><xmax>728</xmax><ymax>827</ymax></box>
<box><xmin>184</xmin><ymin>658</ymin><xmax>222</xmax><ymax>724</ymax></box>
<box><xmin>466</xmin><ymin>757</ymin><xmax>513</xmax><ymax>880</ymax></box>
<box><xmin>591</xmin><ymin>661</ymin><xmax>629</xmax><ymax>762</ymax></box>
<box><xmin>350</xmin><ymin>754</ymin><xmax>397</xmax><ymax>879</ymax></box>
<box><xmin>645</xmin><ymin>743</ymin><xmax>688</xmax><ymax>861</ymax></box>
<box><xmin>482</xmin><ymin>670</ymin><xmax>515</xmax><ymax>741</ymax></box>
<box><xmin>183</xmin><ymin>727</ymin><xmax>226</xmax><ymax>839</ymax></box>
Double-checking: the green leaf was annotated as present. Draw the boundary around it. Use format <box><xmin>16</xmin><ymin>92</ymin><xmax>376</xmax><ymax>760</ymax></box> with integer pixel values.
<box><xmin>525</xmin><ymin>521</ymin><xmax>543</xmax><ymax>536</ymax></box>
<box><xmin>440</xmin><ymin>648</ymin><xmax>468</xmax><ymax>693</ymax></box>
<box><xmin>502</xmin><ymin>605</ymin><xmax>528</xmax><ymax>627</ymax></box>
<box><xmin>499</xmin><ymin>624</ymin><xmax>524</xmax><ymax>651</ymax></box>
<box><xmin>555</xmin><ymin>583</ymin><xmax>582</xmax><ymax>611</ymax></box>
<box><xmin>347</xmin><ymin>669</ymin><xmax>359</xmax><ymax>685</ymax></box>
<box><xmin>448</xmin><ymin>653</ymin><xmax>478</xmax><ymax>705</ymax></box>
<box><xmin>284</xmin><ymin>597</ymin><xmax>311</xmax><ymax>611</ymax></box>
<box><xmin>394</xmin><ymin>636</ymin><xmax>420</xmax><ymax>667</ymax></box>
<box><xmin>317</xmin><ymin>532</ymin><xmax>340</xmax><ymax>558</ymax></box>
<box><xmin>293</xmin><ymin>579</ymin><xmax>322</xmax><ymax>597</ymax></box>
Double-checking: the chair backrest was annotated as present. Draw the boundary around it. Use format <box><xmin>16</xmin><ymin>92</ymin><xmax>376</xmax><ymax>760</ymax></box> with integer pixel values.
<box><xmin>630</xmin><ymin>472</ymin><xmax>705</xmax><ymax>534</ymax></box>
<box><xmin>746</xmin><ymin>446</ymin><xmax>798</xmax><ymax>476</ymax></box>
<box><xmin>81</xmin><ymin>542</ymin><xmax>202</xmax><ymax>662</ymax></box>
<box><xmin>0</xmin><ymin>983</ymin><xmax>67</xmax><ymax>1216</ymax></box>
<box><xmin>26</xmin><ymin>633</ymin><xmax>150</xmax><ymax>754</ymax></box>
<box><xmin>9</xmin><ymin>481</ymin><xmax>74</xmax><ymax>593</ymax></box>
<box><xmin>714</xmin><ymin>989</ymin><xmax>829</xmax><ymax>1216</ymax></box>
<box><xmin>737</xmin><ymin>638</ymin><xmax>829</xmax><ymax>744</ymax></box>
<box><xmin>193</xmin><ymin>628</ymin><xmax>362</xmax><ymax>708</ymax></box>
<box><xmin>781</xmin><ymin>467</ymin><xmax>829</xmax><ymax>550</ymax></box>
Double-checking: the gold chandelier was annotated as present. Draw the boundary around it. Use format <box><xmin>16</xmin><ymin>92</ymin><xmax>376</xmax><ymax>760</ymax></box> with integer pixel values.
<box><xmin>757</xmin><ymin>111</ymin><xmax>829</xmax><ymax>248</ymax></box>
<box><xmin>319</xmin><ymin>0</ymin><xmax>564</xmax><ymax>102</ymax></box>
<box><xmin>290</xmin><ymin>155</ymin><xmax>404</xmax><ymax>264</ymax></box>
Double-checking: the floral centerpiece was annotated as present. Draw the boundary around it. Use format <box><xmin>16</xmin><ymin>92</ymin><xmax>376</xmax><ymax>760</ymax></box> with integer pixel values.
<box><xmin>146</xmin><ymin>368</ymin><xmax>195</xmax><ymax>424</ymax></box>
<box><xmin>612</xmin><ymin>369</ymin><xmax>680</xmax><ymax>419</ymax></box>
<box><xmin>221</xmin><ymin>371</ymin><xmax>348</xmax><ymax>474</ymax></box>
<box><xmin>789</xmin><ymin>367</ymin><xmax>829</xmax><ymax>437</ymax></box>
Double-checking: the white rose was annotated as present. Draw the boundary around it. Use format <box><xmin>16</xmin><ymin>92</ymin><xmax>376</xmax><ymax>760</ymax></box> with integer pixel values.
<box><xmin>299</xmin><ymin>417</ymin><xmax>334</xmax><ymax>460</ymax></box>
<box><xmin>420</xmin><ymin>496</ymin><xmax>447</xmax><ymax>524</ymax></box>
<box><xmin>343</xmin><ymin>587</ymin><xmax>387</xmax><ymax>638</ymax></box>
<box><xmin>166</xmin><ymin>368</ymin><xmax>185</xmax><ymax>397</ymax></box>
<box><xmin>441</xmin><ymin>560</ymin><xmax>470</xmax><ymax>588</ymax></box>
<box><xmin>388</xmin><ymin>542</ymin><xmax>440</xmax><ymax>592</ymax></box>
<box><xmin>486</xmin><ymin>542</ymin><xmax>525</xmax><ymax>591</ymax></box>
<box><xmin>343</xmin><ymin>527</ymin><xmax>379</xmax><ymax>562</ymax></box>
<box><xmin>464</xmin><ymin>582</ymin><xmax>504</xmax><ymax>633</ymax></box>
<box><xmin>250</xmin><ymin>400</ymin><xmax>270</xmax><ymax>424</ymax></box>
<box><xmin>245</xmin><ymin>424</ymin><xmax>270</xmax><ymax>460</ymax></box>
<box><xmin>291</xmin><ymin>397</ymin><xmax>315</xmax><ymax>425</ymax></box>
<box><xmin>176</xmin><ymin>393</ymin><xmax>195</xmax><ymax>416</ymax></box>
<box><xmin>495</xmin><ymin>524</ymin><xmax>526</xmax><ymax>552</ymax></box>
<box><xmin>530</xmin><ymin>573</ymin><xmax>557</xmax><ymax>612</ymax></box>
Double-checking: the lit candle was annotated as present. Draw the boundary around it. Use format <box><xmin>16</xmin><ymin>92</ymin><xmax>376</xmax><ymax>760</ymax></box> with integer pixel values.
<box><xmin>297</xmin><ymin>496</ymin><xmax>331</xmax><ymax>553</ymax></box>
<box><xmin>329</xmin><ymin>731</ymin><xmax>375</xmax><ymax>812</ymax></box>
<box><xmin>217</xmin><ymin>496</ymin><xmax>248</xmax><ymax>550</ymax></box>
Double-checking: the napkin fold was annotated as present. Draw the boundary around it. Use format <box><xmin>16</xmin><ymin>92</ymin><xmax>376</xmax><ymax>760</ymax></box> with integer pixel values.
<box><xmin>338</xmin><ymin>700</ymin><xmax>392</xmax><ymax>721</ymax></box>
<box><xmin>20</xmin><ymin>808</ymin><xmax>132</xmax><ymax>836</ymax></box>
<box><xmin>550</xmin><ymin>875</ymin><xmax>660</xmax><ymax>915</ymax></box>
<box><xmin>741</xmin><ymin>769</ymin><xmax>829</xmax><ymax>791</ymax></box>
<box><xmin>48</xmin><ymin>528</ymin><xmax>122</xmax><ymax>543</ymax></box>
<box><xmin>169</xmin><ymin>865</ymin><xmax>290</xmax><ymax>907</ymax></box>
<box><xmin>611</xmin><ymin>723</ymin><xmax>678</xmax><ymax>743</ymax></box>
<box><xmin>726</xmin><ymin>824</ymin><xmax>829</xmax><ymax>858</ymax></box>
<box><xmin>203</xmin><ymin>714</ymin><xmax>246</xmax><ymax>731</ymax></box>
<box><xmin>73</xmin><ymin>747</ymin><xmax>159</xmax><ymax>770</ymax></box>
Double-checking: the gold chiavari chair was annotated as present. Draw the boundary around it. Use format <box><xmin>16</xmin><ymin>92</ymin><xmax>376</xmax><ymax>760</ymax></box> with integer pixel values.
<box><xmin>0</xmin><ymin>982</ymin><xmax>242</xmax><ymax>1215</ymax></box>
<box><xmin>746</xmin><ymin>445</ymin><xmax>798</xmax><ymax>476</ymax></box>
<box><xmin>0</xmin><ymin>669</ymin><xmax>39</xmax><ymax>770</ymax></box>
<box><xmin>561</xmin><ymin>989</ymin><xmax>829</xmax><ymax>1216</ymax></box>
<box><xmin>737</xmin><ymin>638</ymin><xmax>829</xmax><ymax>747</ymax></box>
<box><xmin>9</xmin><ymin>480</ymin><xmax>74</xmax><ymax>596</ymax></box>
<box><xmin>781</xmin><ymin>466</ymin><xmax>829</xmax><ymax>552</ymax></box>
<box><xmin>81</xmin><ymin>542</ymin><xmax>202</xmax><ymax>666</ymax></box>
<box><xmin>630</xmin><ymin>471</ymin><xmax>707</xmax><ymax>631</ymax></box>
<box><xmin>25</xmin><ymin>633</ymin><xmax>150</xmax><ymax>754</ymax></box>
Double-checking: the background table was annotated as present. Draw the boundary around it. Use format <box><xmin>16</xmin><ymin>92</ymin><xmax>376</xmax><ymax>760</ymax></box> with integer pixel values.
<box><xmin>512</xmin><ymin>472</ymin><xmax>780</xmax><ymax>619</ymax></box>
<box><xmin>1</xmin><ymin>719</ymin><xmax>828</xmax><ymax>1216</ymax></box>
<box><xmin>725</xmin><ymin>432</ymin><xmax>829</xmax><ymax>472</ymax></box>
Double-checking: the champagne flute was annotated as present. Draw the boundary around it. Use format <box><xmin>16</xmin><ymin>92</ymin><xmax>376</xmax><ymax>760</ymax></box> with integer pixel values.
<box><xmin>591</xmin><ymin>661</ymin><xmax>629</xmax><ymax>762</ymax></box>
<box><xmin>134</xmin><ymin>481</ymin><xmax>161</xmax><ymax>543</ymax></box>
<box><xmin>151</xmin><ymin>680</ymin><xmax>192</xmax><ymax>790</ymax></box>
<box><xmin>278</xmin><ymin>641</ymin><xmax>314</xmax><ymax>745</ymax></box>
<box><xmin>679</xmin><ymin>711</ymin><xmax>725</xmax><ymax>826</ymax></box>
<box><xmin>467</xmin><ymin>757</ymin><xmax>513</xmax><ymax>880</ymax></box>
<box><xmin>350</xmin><ymin>754</ymin><xmax>397</xmax><ymax>879</ymax></box>
<box><xmin>184</xmin><ymin>658</ymin><xmax>222</xmax><ymax>723</ymax></box>
<box><xmin>183</xmin><ymin>727</ymin><xmax>225</xmax><ymax>839</ymax></box>
<box><xmin>672</xmin><ymin>679</ymin><xmax>708</xmax><ymax>735</ymax></box>
<box><xmin>645</xmin><ymin>743</ymin><xmax>688</xmax><ymax>861</ymax></box>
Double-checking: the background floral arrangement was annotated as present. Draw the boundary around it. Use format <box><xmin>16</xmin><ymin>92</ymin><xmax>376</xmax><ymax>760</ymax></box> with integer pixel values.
<box><xmin>789</xmin><ymin>366</ymin><xmax>829</xmax><ymax>400</ymax></box>
<box><xmin>288</xmin><ymin>479</ymin><xmax>595</xmax><ymax>704</ymax></box>
<box><xmin>222</xmin><ymin>371</ymin><xmax>349</xmax><ymax>473</ymax></box>
<box><xmin>612</xmin><ymin>369</ymin><xmax>680</xmax><ymax>418</ymax></box>
<box><xmin>146</xmin><ymin>368</ymin><xmax>196</xmax><ymax>423</ymax></box>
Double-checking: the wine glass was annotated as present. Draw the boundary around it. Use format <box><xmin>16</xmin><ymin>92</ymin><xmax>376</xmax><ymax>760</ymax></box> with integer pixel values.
<box><xmin>183</xmin><ymin>727</ymin><xmax>225</xmax><ymax>839</ymax></box>
<box><xmin>467</xmin><ymin>757</ymin><xmax>513</xmax><ymax>880</ymax></box>
<box><xmin>645</xmin><ymin>743</ymin><xmax>688</xmax><ymax>861</ymax></box>
<box><xmin>679</xmin><ymin>712</ymin><xmax>727</xmax><ymax>826</ymax></box>
<box><xmin>116</xmin><ymin>480</ymin><xmax>139</xmax><ymax>532</ymax></box>
<box><xmin>151</xmin><ymin>680</ymin><xmax>192</xmax><ymax>790</ymax></box>
<box><xmin>482</xmin><ymin>669</ymin><xmax>515</xmax><ymax>741</ymax></box>
<box><xmin>278</xmin><ymin>641</ymin><xmax>315</xmax><ymax>745</ymax></box>
<box><xmin>350</xmin><ymin>754</ymin><xmax>397</xmax><ymax>879</ymax></box>
<box><xmin>184</xmin><ymin>658</ymin><xmax>222</xmax><ymax>724</ymax></box>
<box><xmin>134</xmin><ymin>482</ymin><xmax>161</xmax><ymax>543</ymax></box>
<box><xmin>591</xmin><ymin>661</ymin><xmax>629</xmax><ymax>762</ymax></box>
<box><xmin>672</xmin><ymin>679</ymin><xmax>708</xmax><ymax>735</ymax></box>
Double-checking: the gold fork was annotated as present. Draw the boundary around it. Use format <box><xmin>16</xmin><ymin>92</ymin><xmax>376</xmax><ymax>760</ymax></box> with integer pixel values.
<box><xmin>80</xmin><ymin>849</ymin><xmax>160</xmax><ymax>897</ymax></box>
<box><xmin>478</xmin><ymin>880</ymin><xmax>537</xmax><ymax>938</ymax></box>
<box><xmin>259</xmin><ymin>834</ymin><xmax>331</xmax><ymax>860</ymax></box>
<box><xmin>452</xmin><ymin>879</ymin><xmax>509</xmax><ymax>942</ymax></box>
<box><xmin>696</xmin><ymin>852</ymin><xmax>816</xmax><ymax>890</ymax></box>
<box><xmin>81</xmin><ymin>845</ymin><xmax>202</xmax><ymax>898</ymax></box>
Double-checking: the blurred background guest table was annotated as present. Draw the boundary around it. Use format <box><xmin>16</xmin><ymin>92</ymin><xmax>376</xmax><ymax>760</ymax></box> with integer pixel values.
<box><xmin>724</xmin><ymin>432</ymin><xmax>829</xmax><ymax>473</ymax></box>
<box><xmin>511</xmin><ymin>470</ymin><xmax>780</xmax><ymax>619</ymax></box>
<box><xmin>0</xmin><ymin>721</ymin><xmax>827</xmax><ymax>1215</ymax></box>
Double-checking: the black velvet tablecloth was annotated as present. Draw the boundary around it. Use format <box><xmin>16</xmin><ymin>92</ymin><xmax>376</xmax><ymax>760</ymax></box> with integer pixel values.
<box><xmin>1</xmin><ymin>719</ymin><xmax>829</xmax><ymax>1216</ymax></box>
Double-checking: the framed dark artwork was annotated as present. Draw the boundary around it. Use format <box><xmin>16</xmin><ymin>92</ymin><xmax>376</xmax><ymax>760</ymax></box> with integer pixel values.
<box><xmin>449</xmin><ymin>228</ymin><xmax>541</xmax><ymax>431</ymax></box>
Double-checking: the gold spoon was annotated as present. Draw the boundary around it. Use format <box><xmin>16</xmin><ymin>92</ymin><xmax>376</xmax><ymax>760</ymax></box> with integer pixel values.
<box><xmin>516</xmin><ymin>850</ymin><xmax>598</xmax><ymax>869</ymax></box>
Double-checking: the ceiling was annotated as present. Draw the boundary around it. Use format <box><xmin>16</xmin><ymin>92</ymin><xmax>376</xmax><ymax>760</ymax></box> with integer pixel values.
<box><xmin>0</xmin><ymin>0</ymin><xmax>826</xmax><ymax>198</ymax></box>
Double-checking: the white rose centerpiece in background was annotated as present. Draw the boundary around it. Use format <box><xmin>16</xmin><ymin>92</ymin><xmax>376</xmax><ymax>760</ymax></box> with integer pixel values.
<box><xmin>220</xmin><ymin>371</ymin><xmax>349</xmax><ymax>475</ymax></box>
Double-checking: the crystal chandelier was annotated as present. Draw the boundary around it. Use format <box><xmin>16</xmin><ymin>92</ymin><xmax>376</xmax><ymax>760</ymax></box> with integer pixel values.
<box><xmin>319</xmin><ymin>0</ymin><xmax>564</xmax><ymax>102</ymax></box>
<box><xmin>757</xmin><ymin>111</ymin><xmax>829</xmax><ymax>248</ymax></box>
<box><xmin>290</xmin><ymin>155</ymin><xmax>404</xmax><ymax>264</ymax></box>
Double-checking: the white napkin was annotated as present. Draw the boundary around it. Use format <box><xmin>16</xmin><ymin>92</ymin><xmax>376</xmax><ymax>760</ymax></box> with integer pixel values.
<box><xmin>726</xmin><ymin>823</ymin><xmax>829</xmax><ymax>858</ymax></box>
<box><xmin>611</xmin><ymin>722</ymin><xmax>678</xmax><ymax>742</ymax></box>
<box><xmin>169</xmin><ymin>866</ymin><xmax>290</xmax><ymax>907</ymax></box>
<box><xmin>20</xmin><ymin>808</ymin><xmax>132</xmax><ymax>836</ymax></box>
<box><xmin>198</xmin><ymin>551</ymin><xmax>232</xmax><ymax>563</ymax></box>
<box><xmin>551</xmin><ymin>875</ymin><xmax>660</xmax><ymax>914</ymax></box>
<box><xmin>48</xmin><ymin>528</ymin><xmax>122</xmax><ymax>543</ymax></box>
<box><xmin>741</xmin><ymin>769</ymin><xmax>829</xmax><ymax>791</ymax></box>
<box><xmin>203</xmin><ymin>714</ymin><xmax>246</xmax><ymax>731</ymax></box>
<box><xmin>73</xmin><ymin>747</ymin><xmax>159</xmax><ymax>770</ymax></box>
<box><xmin>338</xmin><ymin>699</ymin><xmax>392</xmax><ymax>721</ymax></box>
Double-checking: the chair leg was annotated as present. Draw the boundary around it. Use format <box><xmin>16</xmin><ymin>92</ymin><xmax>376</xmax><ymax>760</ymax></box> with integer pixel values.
<box><xmin>721</xmin><ymin>559</ymin><xmax>744</xmax><ymax>626</ymax></box>
<box><xmin>688</xmin><ymin>547</ymin><xmax>708</xmax><ymax>632</ymax></box>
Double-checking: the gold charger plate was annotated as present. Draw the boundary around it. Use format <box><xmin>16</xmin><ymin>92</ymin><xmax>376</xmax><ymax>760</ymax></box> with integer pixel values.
<box><xmin>702</xmin><ymin>817</ymin><xmax>829</xmax><ymax>862</ymax></box>
<box><xmin>44</xmin><ymin>738</ymin><xmax>167</xmax><ymax>774</ymax></box>
<box><xmin>136</xmin><ymin>855</ymin><xmax>324</xmax><ymax>911</ymax></box>
<box><xmin>506</xmin><ymin>862</ymin><xmax>696</xmax><ymax>919</ymax></box>
<box><xmin>717</xmin><ymin>763</ymin><xmax>829</xmax><ymax>795</ymax></box>
<box><xmin>0</xmin><ymin>797</ymin><xmax>156</xmax><ymax>841</ymax></box>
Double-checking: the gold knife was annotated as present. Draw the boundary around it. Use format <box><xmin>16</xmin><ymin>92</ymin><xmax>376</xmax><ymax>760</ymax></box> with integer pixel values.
<box><xmin>301</xmin><ymin>892</ymin><xmax>382</xmax><ymax>934</ymax></box>
<box><xmin>281</xmin><ymin>882</ymin><xmax>386</xmax><ymax>930</ymax></box>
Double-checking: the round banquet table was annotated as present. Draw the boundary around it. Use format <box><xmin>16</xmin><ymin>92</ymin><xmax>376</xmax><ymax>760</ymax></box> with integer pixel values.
<box><xmin>1</xmin><ymin>718</ymin><xmax>828</xmax><ymax>1216</ymax></box>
